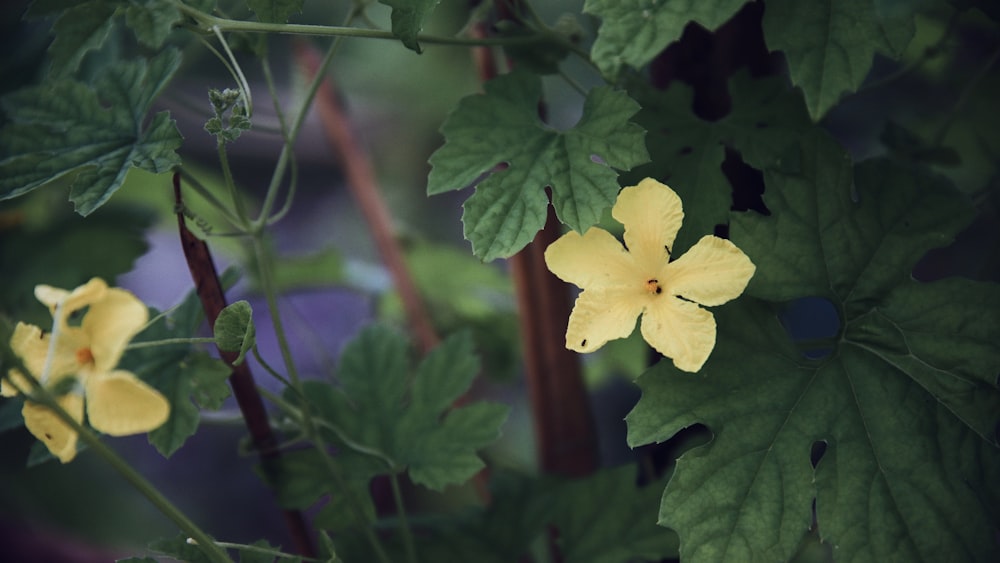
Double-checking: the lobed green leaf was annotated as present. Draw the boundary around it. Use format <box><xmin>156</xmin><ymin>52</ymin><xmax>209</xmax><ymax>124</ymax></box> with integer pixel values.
<box><xmin>0</xmin><ymin>50</ymin><xmax>183</xmax><ymax>215</ymax></box>
<box><xmin>303</xmin><ymin>326</ymin><xmax>509</xmax><ymax>491</ymax></box>
<box><xmin>585</xmin><ymin>0</ymin><xmax>750</xmax><ymax>77</ymax></box>
<box><xmin>428</xmin><ymin>70</ymin><xmax>648</xmax><ymax>261</ymax></box>
<box><xmin>762</xmin><ymin>0</ymin><xmax>916</xmax><ymax>119</ymax></box>
<box><xmin>628</xmin><ymin>131</ymin><xmax>1000</xmax><ymax>562</ymax></box>
<box><xmin>627</xmin><ymin>71</ymin><xmax>812</xmax><ymax>255</ymax></box>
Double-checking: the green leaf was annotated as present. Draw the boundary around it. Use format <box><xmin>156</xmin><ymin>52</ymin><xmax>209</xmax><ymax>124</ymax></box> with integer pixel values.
<box><xmin>116</xmin><ymin>557</ymin><xmax>158</xmax><ymax>563</ymax></box>
<box><xmin>238</xmin><ymin>539</ymin><xmax>282</xmax><ymax>563</ymax></box>
<box><xmin>428</xmin><ymin>70</ymin><xmax>648</xmax><ymax>261</ymax></box>
<box><xmin>377</xmin><ymin>0</ymin><xmax>442</xmax><ymax>52</ymax></box>
<box><xmin>0</xmin><ymin>50</ymin><xmax>183</xmax><ymax>215</ymax></box>
<box><xmin>121</xmin><ymin>289</ymin><xmax>232</xmax><ymax>457</ymax></box>
<box><xmin>246</xmin><ymin>0</ymin><xmax>303</xmax><ymax>24</ymax></box>
<box><xmin>627</xmin><ymin>133</ymin><xmax>1000</xmax><ymax>562</ymax></box>
<box><xmin>149</xmin><ymin>533</ymin><xmax>215</xmax><ymax>563</ymax></box>
<box><xmin>553</xmin><ymin>465</ymin><xmax>679</xmax><ymax>563</ymax></box>
<box><xmin>734</xmin><ymin>132</ymin><xmax>975</xmax><ymax>307</ymax></box>
<box><xmin>309</xmin><ymin>327</ymin><xmax>509</xmax><ymax>490</ymax></box>
<box><xmin>255</xmin><ymin>447</ymin><xmax>379</xmax><ymax>530</ymax></box>
<box><xmin>762</xmin><ymin>0</ymin><xmax>916</xmax><ymax>119</ymax></box>
<box><xmin>627</xmin><ymin>71</ymin><xmax>812</xmax><ymax>254</ymax></box>
<box><xmin>584</xmin><ymin>0</ymin><xmax>750</xmax><ymax>76</ymax></box>
<box><xmin>125</xmin><ymin>0</ymin><xmax>183</xmax><ymax>49</ymax></box>
<box><xmin>214</xmin><ymin>300</ymin><xmax>255</xmax><ymax>365</ymax></box>
<box><xmin>47</xmin><ymin>0</ymin><xmax>116</xmax><ymax>76</ymax></box>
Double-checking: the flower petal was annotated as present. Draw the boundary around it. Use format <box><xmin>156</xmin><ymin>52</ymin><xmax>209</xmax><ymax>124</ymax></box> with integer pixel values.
<box><xmin>663</xmin><ymin>235</ymin><xmax>756</xmax><ymax>306</ymax></box>
<box><xmin>565</xmin><ymin>287</ymin><xmax>645</xmax><ymax>352</ymax></box>
<box><xmin>85</xmin><ymin>370</ymin><xmax>169</xmax><ymax>436</ymax></box>
<box><xmin>9</xmin><ymin>322</ymin><xmax>87</xmax><ymax>384</ymax></box>
<box><xmin>640</xmin><ymin>297</ymin><xmax>717</xmax><ymax>372</ymax></box>
<box><xmin>1</xmin><ymin>369</ymin><xmax>32</xmax><ymax>397</ymax></box>
<box><xmin>614</xmin><ymin>178</ymin><xmax>684</xmax><ymax>270</ymax></box>
<box><xmin>22</xmin><ymin>393</ymin><xmax>84</xmax><ymax>463</ymax></box>
<box><xmin>545</xmin><ymin>227</ymin><xmax>636</xmax><ymax>290</ymax></box>
<box><xmin>36</xmin><ymin>278</ymin><xmax>108</xmax><ymax>321</ymax></box>
<box><xmin>83</xmin><ymin>288</ymin><xmax>149</xmax><ymax>372</ymax></box>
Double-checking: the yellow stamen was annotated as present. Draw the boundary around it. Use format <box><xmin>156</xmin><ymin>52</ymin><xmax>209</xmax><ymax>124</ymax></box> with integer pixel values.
<box><xmin>646</xmin><ymin>279</ymin><xmax>663</xmax><ymax>295</ymax></box>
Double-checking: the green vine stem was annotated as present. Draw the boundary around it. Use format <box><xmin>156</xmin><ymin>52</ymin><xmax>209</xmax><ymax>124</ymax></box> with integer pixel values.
<box><xmin>211</xmin><ymin>540</ymin><xmax>319</xmax><ymax>561</ymax></box>
<box><xmin>389</xmin><ymin>472</ymin><xmax>419</xmax><ymax>563</ymax></box>
<box><xmin>172</xmin><ymin>1</ymin><xmax>547</xmax><ymax>47</ymax></box>
<box><xmin>173</xmin><ymin>175</ymin><xmax>316</xmax><ymax>557</ymax></box>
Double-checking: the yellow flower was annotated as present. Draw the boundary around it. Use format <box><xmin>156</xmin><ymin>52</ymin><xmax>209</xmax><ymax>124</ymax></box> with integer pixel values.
<box><xmin>544</xmin><ymin>178</ymin><xmax>756</xmax><ymax>372</ymax></box>
<box><xmin>2</xmin><ymin>278</ymin><xmax>169</xmax><ymax>462</ymax></box>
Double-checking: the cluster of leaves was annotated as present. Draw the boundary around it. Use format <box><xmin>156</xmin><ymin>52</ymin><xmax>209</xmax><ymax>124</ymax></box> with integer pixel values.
<box><xmin>1</xmin><ymin>0</ymin><xmax>998</xmax><ymax>562</ymax></box>
<box><xmin>260</xmin><ymin>328</ymin><xmax>508</xmax><ymax>523</ymax></box>
<box><xmin>422</xmin><ymin>3</ymin><xmax>999</xmax><ymax>563</ymax></box>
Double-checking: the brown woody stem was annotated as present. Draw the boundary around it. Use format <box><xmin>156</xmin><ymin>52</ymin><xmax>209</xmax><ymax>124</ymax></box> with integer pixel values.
<box><xmin>292</xmin><ymin>40</ymin><xmax>440</xmax><ymax>357</ymax></box>
<box><xmin>173</xmin><ymin>173</ymin><xmax>316</xmax><ymax>557</ymax></box>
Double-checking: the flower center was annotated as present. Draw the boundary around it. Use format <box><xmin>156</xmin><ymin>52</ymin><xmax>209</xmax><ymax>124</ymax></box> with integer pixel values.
<box><xmin>76</xmin><ymin>347</ymin><xmax>95</xmax><ymax>366</ymax></box>
<box><xmin>646</xmin><ymin>279</ymin><xmax>663</xmax><ymax>295</ymax></box>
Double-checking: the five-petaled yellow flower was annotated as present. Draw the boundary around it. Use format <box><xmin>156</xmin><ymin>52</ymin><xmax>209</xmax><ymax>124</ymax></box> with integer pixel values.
<box><xmin>544</xmin><ymin>178</ymin><xmax>756</xmax><ymax>372</ymax></box>
<box><xmin>2</xmin><ymin>278</ymin><xmax>169</xmax><ymax>462</ymax></box>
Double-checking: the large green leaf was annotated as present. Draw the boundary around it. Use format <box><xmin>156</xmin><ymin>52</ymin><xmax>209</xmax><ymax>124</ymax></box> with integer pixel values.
<box><xmin>627</xmin><ymin>131</ymin><xmax>1000</xmax><ymax>562</ymax></box>
<box><xmin>628</xmin><ymin>71</ymin><xmax>812</xmax><ymax>254</ymax></box>
<box><xmin>47</xmin><ymin>0</ymin><xmax>116</xmax><ymax>75</ymax></box>
<box><xmin>305</xmin><ymin>327</ymin><xmax>509</xmax><ymax>491</ymax></box>
<box><xmin>427</xmin><ymin>70</ymin><xmax>648</xmax><ymax>261</ymax></box>
<box><xmin>377</xmin><ymin>0</ymin><xmax>442</xmax><ymax>52</ymax></box>
<box><xmin>584</xmin><ymin>0</ymin><xmax>750</xmax><ymax>76</ymax></box>
<box><xmin>42</xmin><ymin>0</ymin><xmax>183</xmax><ymax>74</ymax></box>
<box><xmin>0</xmin><ymin>50</ymin><xmax>183</xmax><ymax>215</ymax></box>
<box><xmin>762</xmin><ymin>0</ymin><xmax>916</xmax><ymax>119</ymax></box>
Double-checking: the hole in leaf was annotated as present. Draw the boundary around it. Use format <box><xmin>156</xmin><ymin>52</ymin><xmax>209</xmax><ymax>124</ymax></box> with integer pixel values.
<box><xmin>678</xmin><ymin>146</ymin><xmax>693</xmax><ymax>156</ymax></box>
<box><xmin>810</xmin><ymin>440</ymin><xmax>827</xmax><ymax>468</ymax></box>
<box><xmin>590</xmin><ymin>154</ymin><xmax>607</xmax><ymax>165</ymax></box>
<box><xmin>778</xmin><ymin>297</ymin><xmax>840</xmax><ymax>359</ymax></box>
<box><xmin>722</xmin><ymin>146</ymin><xmax>769</xmax><ymax>215</ymax></box>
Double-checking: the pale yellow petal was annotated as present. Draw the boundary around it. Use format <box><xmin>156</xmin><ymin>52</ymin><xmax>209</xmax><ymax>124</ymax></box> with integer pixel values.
<box><xmin>85</xmin><ymin>370</ymin><xmax>169</xmax><ymax>436</ymax></box>
<box><xmin>9</xmin><ymin>322</ymin><xmax>86</xmax><ymax>384</ymax></box>
<box><xmin>22</xmin><ymin>393</ymin><xmax>84</xmax><ymax>463</ymax></box>
<box><xmin>663</xmin><ymin>235</ymin><xmax>755</xmax><ymax>307</ymax></box>
<box><xmin>2</xmin><ymin>370</ymin><xmax>34</xmax><ymax>397</ymax></box>
<box><xmin>545</xmin><ymin>227</ymin><xmax>637</xmax><ymax>290</ymax></box>
<box><xmin>83</xmin><ymin>288</ymin><xmax>149</xmax><ymax>372</ymax></box>
<box><xmin>613</xmin><ymin>178</ymin><xmax>684</xmax><ymax>269</ymax></box>
<box><xmin>565</xmin><ymin>288</ymin><xmax>645</xmax><ymax>352</ymax></box>
<box><xmin>36</xmin><ymin>278</ymin><xmax>108</xmax><ymax>321</ymax></box>
<box><xmin>640</xmin><ymin>297</ymin><xmax>717</xmax><ymax>373</ymax></box>
<box><xmin>9</xmin><ymin>322</ymin><xmax>50</xmax><ymax>379</ymax></box>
